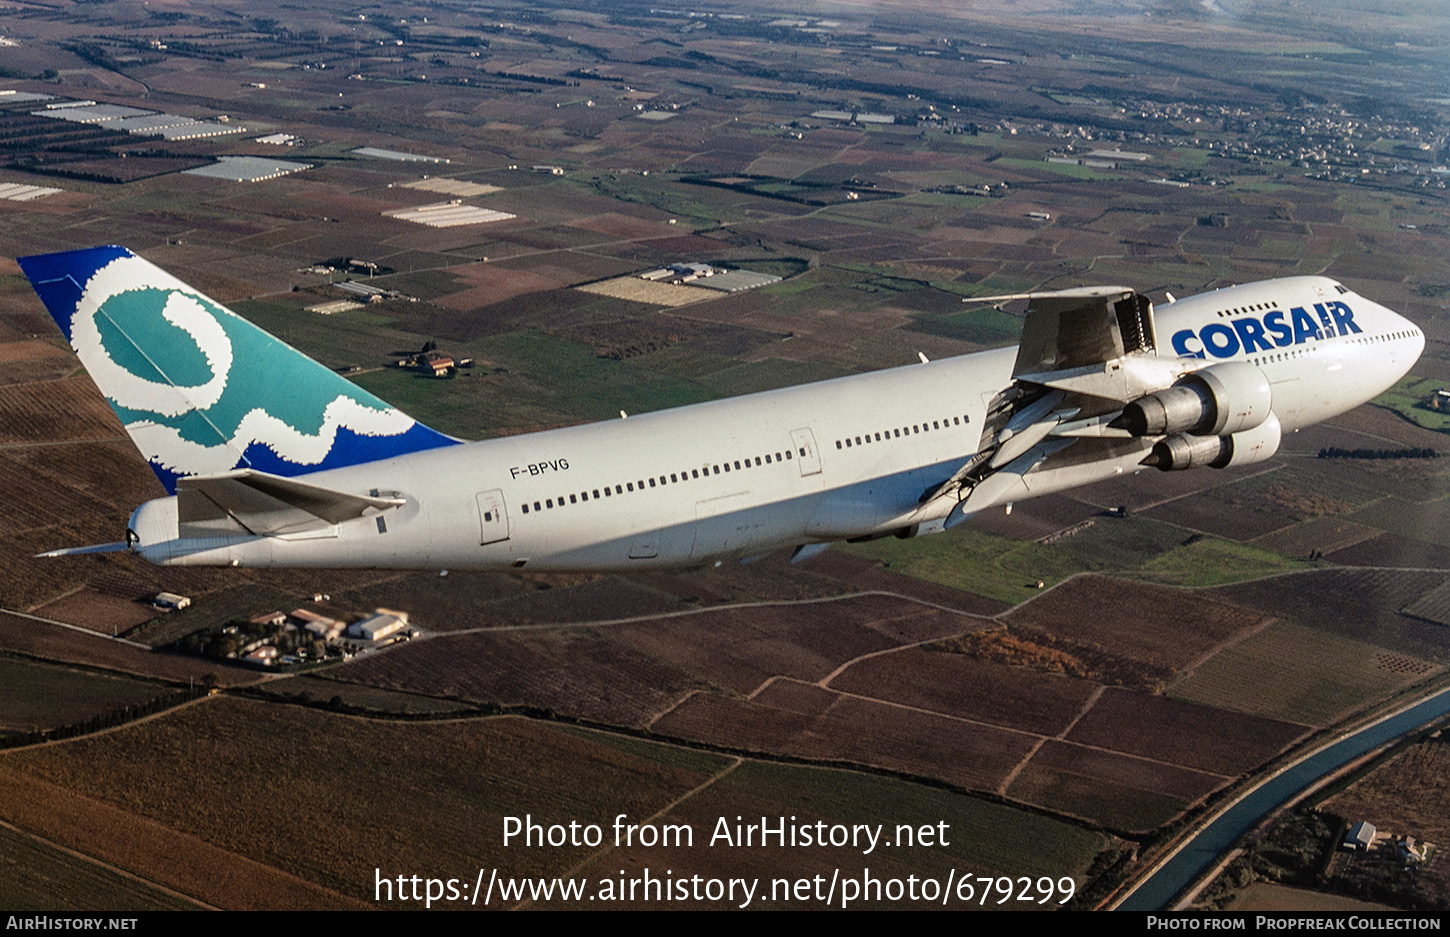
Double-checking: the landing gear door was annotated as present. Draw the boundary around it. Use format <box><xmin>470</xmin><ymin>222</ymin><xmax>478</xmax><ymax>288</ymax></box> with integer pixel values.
<box><xmin>475</xmin><ymin>489</ymin><xmax>510</xmax><ymax>545</ymax></box>
<box><xmin>790</xmin><ymin>427</ymin><xmax>822</xmax><ymax>476</ymax></box>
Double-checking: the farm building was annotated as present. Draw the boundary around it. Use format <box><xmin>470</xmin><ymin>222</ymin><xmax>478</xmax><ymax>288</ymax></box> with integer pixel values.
<box><xmin>33</xmin><ymin>103</ymin><xmax>152</xmax><ymax>123</ymax></box>
<box><xmin>153</xmin><ymin>592</ymin><xmax>191</xmax><ymax>610</ymax></box>
<box><xmin>0</xmin><ymin>183</ymin><xmax>62</xmax><ymax>202</ymax></box>
<box><xmin>0</xmin><ymin>90</ymin><xmax>56</xmax><ymax>105</ymax></box>
<box><xmin>110</xmin><ymin>114</ymin><xmax>202</xmax><ymax>134</ymax></box>
<box><xmin>401</xmin><ymin>178</ymin><xmax>500</xmax><ymax>197</ymax></box>
<box><xmin>353</xmin><ymin>146</ymin><xmax>447</xmax><ymax>163</ymax></box>
<box><xmin>153</xmin><ymin>121</ymin><xmax>244</xmax><ymax>141</ymax></box>
<box><xmin>1344</xmin><ymin>820</ymin><xmax>1376</xmax><ymax>851</ymax></box>
<box><xmin>290</xmin><ymin>609</ymin><xmax>344</xmax><ymax>640</ymax></box>
<box><xmin>694</xmin><ymin>269</ymin><xmax>782</xmax><ymax>293</ymax></box>
<box><xmin>348</xmin><ymin>609</ymin><xmax>409</xmax><ymax>643</ymax></box>
<box><xmin>184</xmin><ymin>156</ymin><xmax>311</xmax><ymax>182</ymax></box>
<box><xmin>383</xmin><ymin>202</ymin><xmax>515</xmax><ymax>228</ymax></box>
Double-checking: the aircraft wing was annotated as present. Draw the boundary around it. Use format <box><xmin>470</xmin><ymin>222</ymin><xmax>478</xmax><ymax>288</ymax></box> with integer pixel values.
<box><xmin>929</xmin><ymin>287</ymin><xmax>1182</xmax><ymax>514</ymax></box>
<box><xmin>177</xmin><ymin>470</ymin><xmax>405</xmax><ymax>537</ymax></box>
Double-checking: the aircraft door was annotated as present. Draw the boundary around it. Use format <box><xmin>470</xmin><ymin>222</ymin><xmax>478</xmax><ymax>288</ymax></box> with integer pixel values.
<box><xmin>475</xmin><ymin>489</ymin><xmax>510</xmax><ymax>545</ymax></box>
<box><xmin>790</xmin><ymin>427</ymin><xmax>822</xmax><ymax>476</ymax></box>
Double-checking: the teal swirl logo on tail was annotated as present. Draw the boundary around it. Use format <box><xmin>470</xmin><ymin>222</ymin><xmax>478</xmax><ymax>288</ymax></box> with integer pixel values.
<box><xmin>19</xmin><ymin>246</ymin><xmax>458</xmax><ymax>493</ymax></box>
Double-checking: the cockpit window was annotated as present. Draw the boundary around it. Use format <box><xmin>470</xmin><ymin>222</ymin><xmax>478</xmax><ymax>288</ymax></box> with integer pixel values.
<box><xmin>1335</xmin><ymin>284</ymin><xmax>1350</xmax><ymax>295</ymax></box>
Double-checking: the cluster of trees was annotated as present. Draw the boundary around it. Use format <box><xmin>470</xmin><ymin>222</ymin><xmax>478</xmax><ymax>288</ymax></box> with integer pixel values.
<box><xmin>0</xmin><ymin>686</ymin><xmax>207</xmax><ymax>750</ymax></box>
<box><xmin>487</xmin><ymin>70</ymin><xmax>578</xmax><ymax>87</ymax></box>
<box><xmin>177</xmin><ymin>618</ymin><xmax>326</xmax><ymax>663</ymax></box>
<box><xmin>935</xmin><ymin>625</ymin><xmax>1172</xmax><ymax>691</ymax></box>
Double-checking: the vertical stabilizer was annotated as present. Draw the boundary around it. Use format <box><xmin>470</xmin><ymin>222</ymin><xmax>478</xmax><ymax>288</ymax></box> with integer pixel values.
<box><xmin>18</xmin><ymin>245</ymin><xmax>458</xmax><ymax>493</ymax></box>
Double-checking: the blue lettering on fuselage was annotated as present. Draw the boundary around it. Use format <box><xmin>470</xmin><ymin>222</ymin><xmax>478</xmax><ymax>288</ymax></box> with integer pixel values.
<box><xmin>1171</xmin><ymin>301</ymin><xmax>1362</xmax><ymax>360</ymax></box>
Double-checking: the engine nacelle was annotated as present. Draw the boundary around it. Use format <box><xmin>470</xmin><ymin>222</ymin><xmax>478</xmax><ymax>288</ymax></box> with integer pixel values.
<box><xmin>1145</xmin><ymin>412</ymin><xmax>1282</xmax><ymax>472</ymax></box>
<box><xmin>1117</xmin><ymin>362</ymin><xmax>1273</xmax><ymax>437</ymax></box>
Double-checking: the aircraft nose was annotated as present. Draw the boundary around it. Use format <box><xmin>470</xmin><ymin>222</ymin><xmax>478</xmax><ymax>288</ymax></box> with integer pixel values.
<box><xmin>1385</xmin><ymin>303</ymin><xmax>1424</xmax><ymax>381</ymax></box>
<box><xmin>1392</xmin><ymin>304</ymin><xmax>1424</xmax><ymax>357</ymax></box>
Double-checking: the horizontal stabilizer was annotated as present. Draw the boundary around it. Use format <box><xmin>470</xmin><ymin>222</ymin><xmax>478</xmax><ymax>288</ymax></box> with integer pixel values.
<box><xmin>35</xmin><ymin>541</ymin><xmax>131</xmax><ymax>558</ymax></box>
<box><xmin>178</xmin><ymin>469</ymin><xmax>404</xmax><ymax>537</ymax></box>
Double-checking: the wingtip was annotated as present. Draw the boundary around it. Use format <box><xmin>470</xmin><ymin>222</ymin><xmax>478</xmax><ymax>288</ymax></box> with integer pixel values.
<box><xmin>35</xmin><ymin>541</ymin><xmax>131</xmax><ymax>558</ymax></box>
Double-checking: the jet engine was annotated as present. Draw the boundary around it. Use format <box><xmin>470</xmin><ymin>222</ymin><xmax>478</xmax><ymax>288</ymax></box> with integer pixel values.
<box><xmin>1143</xmin><ymin>412</ymin><xmax>1282</xmax><ymax>471</ymax></box>
<box><xmin>1115</xmin><ymin>362</ymin><xmax>1272</xmax><ymax>437</ymax></box>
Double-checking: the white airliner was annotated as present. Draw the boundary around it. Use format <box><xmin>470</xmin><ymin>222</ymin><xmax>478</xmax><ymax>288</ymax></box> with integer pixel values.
<box><xmin>19</xmin><ymin>246</ymin><xmax>1424</xmax><ymax>571</ymax></box>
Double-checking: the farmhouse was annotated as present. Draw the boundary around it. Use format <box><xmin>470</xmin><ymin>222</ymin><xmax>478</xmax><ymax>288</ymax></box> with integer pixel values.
<box><xmin>1344</xmin><ymin>820</ymin><xmax>1376</xmax><ymax>851</ymax></box>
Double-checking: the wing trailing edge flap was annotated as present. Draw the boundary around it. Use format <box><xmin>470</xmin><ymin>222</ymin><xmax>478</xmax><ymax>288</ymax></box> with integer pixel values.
<box><xmin>177</xmin><ymin>470</ymin><xmax>405</xmax><ymax>537</ymax></box>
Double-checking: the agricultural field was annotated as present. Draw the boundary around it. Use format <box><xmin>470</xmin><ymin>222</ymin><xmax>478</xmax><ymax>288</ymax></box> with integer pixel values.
<box><xmin>334</xmin><ymin>626</ymin><xmax>704</xmax><ymax>727</ymax></box>
<box><xmin>828</xmin><ymin>647</ymin><xmax>1098</xmax><ymax>736</ymax></box>
<box><xmin>1005</xmin><ymin>740</ymin><xmax>1227</xmax><ymax>832</ymax></box>
<box><xmin>1214</xmin><ymin>569</ymin><xmax>1450</xmax><ymax>663</ymax></box>
<box><xmin>0</xmin><ymin>613</ymin><xmax>257</xmax><ymax>686</ymax></box>
<box><xmin>1063</xmin><ymin>690</ymin><xmax>1309</xmax><ymax>776</ymax></box>
<box><xmin>0</xmin><ymin>696</ymin><xmax>1108</xmax><ymax>909</ymax></box>
<box><xmin>652</xmin><ymin>689</ymin><xmax>1042</xmax><ymax>793</ymax></box>
<box><xmin>333</xmin><ymin>593</ymin><xmax>984</xmax><ymax>726</ymax></box>
<box><xmin>242</xmin><ymin>675</ymin><xmax>479</xmax><ymax>715</ymax></box>
<box><xmin>0</xmin><ymin>657</ymin><xmax>173</xmax><ymax>739</ymax></box>
<box><xmin>1222</xmin><ymin>883</ymin><xmax>1398</xmax><ymax>914</ymax></box>
<box><xmin>1004</xmin><ymin>575</ymin><xmax>1270</xmax><ymax>672</ymax></box>
<box><xmin>0</xmin><ymin>824</ymin><xmax>202</xmax><ymax>913</ymax></box>
<box><xmin>1169</xmin><ymin>620</ymin><xmax>1442</xmax><ymax>725</ymax></box>
<box><xmin>537</xmin><ymin>756</ymin><xmax>1109</xmax><ymax>910</ymax></box>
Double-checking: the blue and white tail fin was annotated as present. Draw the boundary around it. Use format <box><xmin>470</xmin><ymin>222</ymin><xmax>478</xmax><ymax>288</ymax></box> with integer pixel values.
<box><xmin>19</xmin><ymin>245</ymin><xmax>459</xmax><ymax>494</ymax></box>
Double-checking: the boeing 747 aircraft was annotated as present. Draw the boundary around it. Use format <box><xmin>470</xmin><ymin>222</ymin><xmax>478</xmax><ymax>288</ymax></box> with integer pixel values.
<box><xmin>18</xmin><ymin>245</ymin><xmax>1424</xmax><ymax>572</ymax></box>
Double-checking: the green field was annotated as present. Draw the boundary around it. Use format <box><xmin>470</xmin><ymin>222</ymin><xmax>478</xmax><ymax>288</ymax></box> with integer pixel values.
<box><xmin>1132</xmin><ymin>537</ymin><xmax>1307</xmax><ymax>587</ymax></box>
<box><xmin>907</xmin><ymin>306</ymin><xmax>1023</xmax><ymax>346</ymax></box>
<box><xmin>350</xmin><ymin>328</ymin><xmax>723</xmax><ymax>435</ymax></box>
<box><xmin>846</xmin><ymin>527</ymin><xmax>1085</xmax><ymax>605</ymax></box>
<box><xmin>848</xmin><ymin>517</ymin><xmax>1300</xmax><ymax>605</ymax></box>
<box><xmin>993</xmin><ymin>158</ymin><xmax>1118</xmax><ymax>180</ymax></box>
<box><xmin>697</xmin><ymin>357</ymin><xmax>847</xmax><ymax>395</ymax></box>
<box><xmin>1373</xmin><ymin>376</ymin><xmax>1450</xmax><ymax>433</ymax></box>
